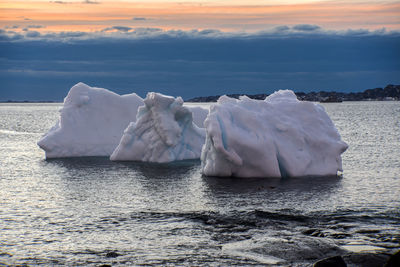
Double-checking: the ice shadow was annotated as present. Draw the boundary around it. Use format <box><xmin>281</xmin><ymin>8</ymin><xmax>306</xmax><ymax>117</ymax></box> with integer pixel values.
<box><xmin>44</xmin><ymin>156</ymin><xmax>201</xmax><ymax>181</ymax></box>
<box><xmin>44</xmin><ymin>156</ymin><xmax>115</xmax><ymax>169</ymax></box>
<box><xmin>115</xmin><ymin>159</ymin><xmax>201</xmax><ymax>180</ymax></box>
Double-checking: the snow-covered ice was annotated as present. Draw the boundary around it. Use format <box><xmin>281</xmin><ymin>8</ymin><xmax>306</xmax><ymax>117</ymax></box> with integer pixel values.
<box><xmin>110</xmin><ymin>92</ymin><xmax>206</xmax><ymax>163</ymax></box>
<box><xmin>186</xmin><ymin>106</ymin><xmax>209</xmax><ymax>128</ymax></box>
<box><xmin>201</xmin><ymin>90</ymin><xmax>348</xmax><ymax>178</ymax></box>
<box><xmin>38</xmin><ymin>82</ymin><xmax>144</xmax><ymax>158</ymax></box>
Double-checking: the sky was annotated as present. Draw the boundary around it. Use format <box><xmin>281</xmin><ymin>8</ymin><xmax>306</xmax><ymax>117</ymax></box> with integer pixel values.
<box><xmin>1</xmin><ymin>0</ymin><xmax>400</xmax><ymax>100</ymax></box>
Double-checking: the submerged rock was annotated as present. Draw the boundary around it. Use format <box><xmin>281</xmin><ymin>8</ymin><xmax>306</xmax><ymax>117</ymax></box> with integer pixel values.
<box><xmin>302</xmin><ymin>228</ymin><xmax>326</xmax><ymax>237</ymax></box>
<box><xmin>105</xmin><ymin>251</ymin><xmax>120</xmax><ymax>258</ymax></box>
<box><xmin>343</xmin><ymin>252</ymin><xmax>390</xmax><ymax>267</ymax></box>
<box><xmin>384</xmin><ymin>250</ymin><xmax>400</xmax><ymax>267</ymax></box>
<box><xmin>313</xmin><ymin>256</ymin><xmax>347</xmax><ymax>267</ymax></box>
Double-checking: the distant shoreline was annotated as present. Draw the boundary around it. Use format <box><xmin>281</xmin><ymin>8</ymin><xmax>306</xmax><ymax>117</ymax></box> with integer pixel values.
<box><xmin>186</xmin><ymin>84</ymin><xmax>400</xmax><ymax>102</ymax></box>
<box><xmin>1</xmin><ymin>84</ymin><xmax>399</xmax><ymax>103</ymax></box>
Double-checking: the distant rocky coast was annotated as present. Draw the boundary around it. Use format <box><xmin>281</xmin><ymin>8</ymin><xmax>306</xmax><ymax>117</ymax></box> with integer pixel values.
<box><xmin>187</xmin><ymin>84</ymin><xmax>400</xmax><ymax>102</ymax></box>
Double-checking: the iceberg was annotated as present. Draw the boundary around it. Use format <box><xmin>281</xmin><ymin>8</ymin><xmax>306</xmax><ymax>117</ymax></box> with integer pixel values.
<box><xmin>38</xmin><ymin>82</ymin><xmax>144</xmax><ymax>158</ymax></box>
<box><xmin>110</xmin><ymin>92</ymin><xmax>206</xmax><ymax>163</ymax></box>
<box><xmin>186</xmin><ymin>106</ymin><xmax>209</xmax><ymax>128</ymax></box>
<box><xmin>201</xmin><ymin>90</ymin><xmax>348</xmax><ymax>178</ymax></box>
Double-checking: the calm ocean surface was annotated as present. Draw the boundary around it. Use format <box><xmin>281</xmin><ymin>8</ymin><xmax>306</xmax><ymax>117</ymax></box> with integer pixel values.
<box><xmin>0</xmin><ymin>101</ymin><xmax>399</xmax><ymax>266</ymax></box>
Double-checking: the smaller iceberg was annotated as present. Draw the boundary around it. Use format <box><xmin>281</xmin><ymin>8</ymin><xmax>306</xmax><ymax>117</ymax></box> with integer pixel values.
<box><xmin>38</xmin><ymin>82</ymin><xmax>144</xmax><ymax>158</ymax></box>
<box><xmin>201</xmin><ymin>90</ymin><xmax>348</xmax><ymax>178</ymax></box>
<box><xmin>110</xmin><ymin>92</ymin><xmax>206</xmax><ymax>163</ymax></box>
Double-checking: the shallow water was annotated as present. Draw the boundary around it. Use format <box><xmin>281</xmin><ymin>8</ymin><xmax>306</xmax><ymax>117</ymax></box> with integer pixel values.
<box><xmin>0</xmin><ymin>101</ymin><xmax>399</xmax><ymax>266</ymax></box>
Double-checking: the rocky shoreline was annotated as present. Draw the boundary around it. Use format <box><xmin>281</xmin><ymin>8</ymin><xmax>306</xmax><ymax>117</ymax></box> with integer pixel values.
<box><xmin>186</xmin><ymin>84</ymin><xmax>400</xmax><ymax>102</ymax></box>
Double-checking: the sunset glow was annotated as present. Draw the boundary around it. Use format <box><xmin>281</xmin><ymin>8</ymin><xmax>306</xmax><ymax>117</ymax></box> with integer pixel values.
<box><xmin>1</xmin><ymin>0</ymin><xmax>399</xmax><ymax>33</ymax></box>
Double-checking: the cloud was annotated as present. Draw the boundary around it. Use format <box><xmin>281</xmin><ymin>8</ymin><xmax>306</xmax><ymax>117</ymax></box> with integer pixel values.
<box><xmin>132</xmin><ymin>17</ymin><xmax>147</xmax><ymax>21</ymax></box>
<box><xmin>130</xmin><ymin>27</ymin><xmax>162</xmax><ymax>35</ymax></box>
<box><xmin>40</xmin><ymin>31</ymin><xmax>88</xmax><ymax>40</ymax></box>
<box><xmin>22</xmin><ymin>25</ymin><xmax>45</xmax><ymax>31</ymax></box>
<box><xmin>25</xmin><ymin>31</ymin><xmax>41</xmax><ymax>38</ymax></box>
<box><xmin>274</xmin><ymin>26</ymin><xmax>290</xmax><ymax>33</ymax></box>
<box><xmin>1</xmin><ymin>28</ymin><xmax>399</xmax><ymax>101</ymax></box>
<box><xmin>82</xmin><ymin>0</ymin><xmax>100</xmax><ymax>4</ymax></box>
<box><xmin>56</xmin><ymin>31</ymin><xmax>88</xmax><ymax>38</ymax></box>
<box><xmin>292</xmin><ymin>24</ymin><xmax>321</xmax><ymax>32</ymax></box>
<box><xmin>5</xmin><ymin>25</ymin><xmax>20</xmax><ymax>30</ymax></box>
<box><xmin>343</xmin><ymin>28</ymin><xmax>373</xmax><ymax>36</ymax></box>
<box><xmin>102</xmin><ymin>26</ymin><xmax>133</xmax><ymax>32</ymax></box>
<box><xmin>50</xmin><ymin>1</ymin><xmax>71</xmax><ymax>4</ymax></box>
<box><xmin>1</xmin><ymin>25</ymin><xmax>399</xmax><ymax>43</ymax></box>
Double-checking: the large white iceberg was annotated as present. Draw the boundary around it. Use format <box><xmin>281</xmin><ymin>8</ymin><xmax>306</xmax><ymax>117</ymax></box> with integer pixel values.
<box><xmin>201</xmin><ymin>90</ymin><xmax>348</xmax><ymax>178</ymax></box>
<box><xmin>186</xmin><ymin>106</ymin><xmax>209</xmax><ymax>128</ymax></box>
<box><xmin>38</xmin><ymin>82</ymin><xmax>144</xmax><ymax>158</ymax></box>
<box><xmin>110</xmin><ymin>92</ymin><xmax>206</xmax><ymax>163</ymax></box>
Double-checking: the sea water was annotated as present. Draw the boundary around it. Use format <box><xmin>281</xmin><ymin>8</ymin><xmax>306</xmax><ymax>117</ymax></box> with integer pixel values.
<box><xmin>0</xmin><ymin>101</ymin><xmax>399</xmax><ymax>266</ymax></box>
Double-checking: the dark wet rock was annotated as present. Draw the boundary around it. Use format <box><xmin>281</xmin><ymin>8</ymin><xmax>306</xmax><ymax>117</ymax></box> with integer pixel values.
<box><xmin>355</xmin><ymin>229</ymin><xmax>380</xmax><ymax>234</ymax></box>
<box><xmin>105</xmin><ymin>251</ymin><xmax>120</xmax><ymax>258</ymax></box>
<box><xmin>384</xmin><ymin>250</ymin><xmax>400</xmax><ymax>267</ymax></box>
<box><xmin>376</xmin><ymin>233</ymin><xmax>400</xmax><ymax>244</ymax></box>
<box><xmin>99</xmin><ymin>265</ymin><xmax>112</xmax><ymax>267</ymax></box>
<box><xmin>329</xmin><ymin>233</ymin><xmax>351</xmax><ymax>239</ymax></box>
<box><xmin>255</xmin><ymin>210</ymin><xmax>309</xmax><ymax>222</ymax></box>
<box><xmin>313</xmin><ymin>256</ymin><xmax>347</xmax><ymax>267</ymax></box>
<box><xmin>343</xmin><ymin>252</ymin><xmax>390</xmax><ymax>267</ymax></box>
<box><xmin>248</xmin><ymin>234</ymin><xmax>346</xmax><ymax>263</ymax></box>
<box><xmin>302</xmin><ymin>228</ymin><xmax>326</xmax><ymax>237</ymax></box>
<box><xmin>328</xmin><ymin>223</ymin><xmax>356</xmax><ymax>230</ymax></box>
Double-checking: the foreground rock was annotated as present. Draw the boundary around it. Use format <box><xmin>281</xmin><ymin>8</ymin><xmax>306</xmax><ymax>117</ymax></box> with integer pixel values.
<box><xmin>314</xmin><ymin>256</ymin><xmax>347</xmax><ymax>267</ymax></box>
<box><xmin>384</xmin><ymin>250</ymin><xmax>400</xmax><ymax>267</ymax></box>
<box><xmin>111</xmin><ymin>93</ymin><xmax>205</xmax><ymax>163</ymax></box>
<box><xmin>201</xmin><ymin>90</ymin><xmax>348</xmax><ymax>177</ymax></box>
<box><xmin>105</xmin><ymin>251</ymin><xmax>120</xmax><ymax>258</ymax></box>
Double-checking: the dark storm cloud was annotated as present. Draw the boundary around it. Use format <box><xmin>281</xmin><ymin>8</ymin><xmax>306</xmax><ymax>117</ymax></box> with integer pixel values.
<box><xmin>0</xmin><ymin>26</ymin><xmax>399</xmax><ymax>101</ymax></box>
